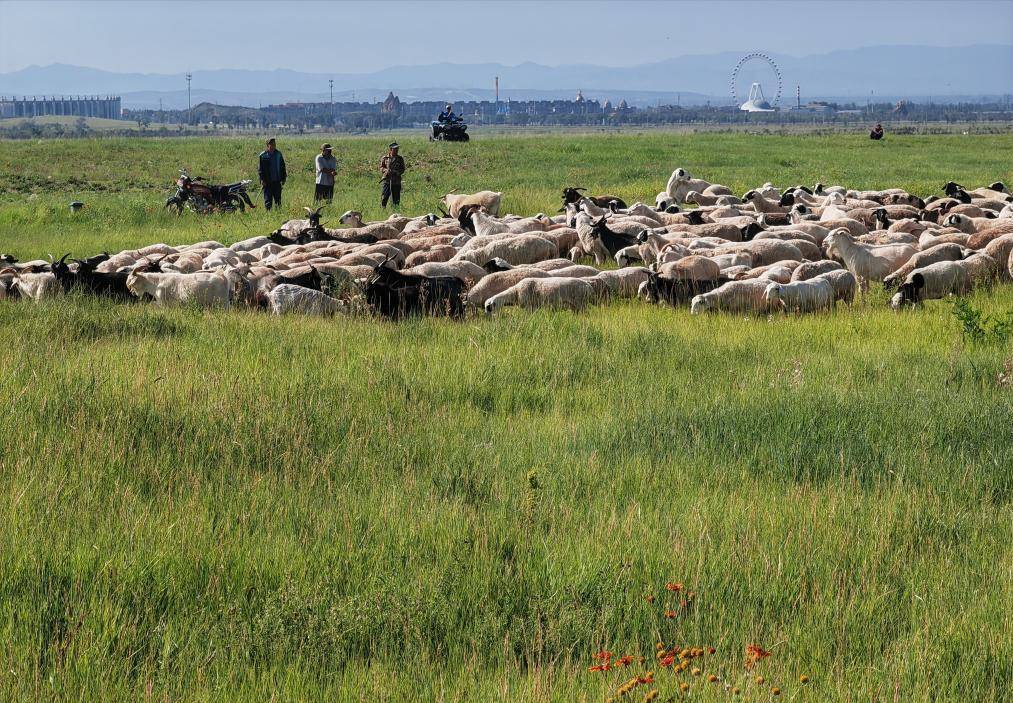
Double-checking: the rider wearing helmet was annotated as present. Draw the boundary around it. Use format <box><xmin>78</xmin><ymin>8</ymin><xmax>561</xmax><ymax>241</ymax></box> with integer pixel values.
<box><xmin>438</xmin><ymin>104</ymin><xmax>457</xmax><ymax>123</ymax></box>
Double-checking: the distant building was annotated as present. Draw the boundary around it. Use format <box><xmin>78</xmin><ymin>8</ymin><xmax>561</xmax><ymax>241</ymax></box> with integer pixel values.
<box><xmin>0</xmin><ymin>95</ymin><xmax>122</xmax><ymax>119</ymax></box>
<box><xmin>381</xmin><ymin>92</ymin><xmax>401</xmax><ymax>114</ymax></box>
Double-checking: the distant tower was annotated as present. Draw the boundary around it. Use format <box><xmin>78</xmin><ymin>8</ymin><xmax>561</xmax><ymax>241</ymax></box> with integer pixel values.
<box><xmin>796</xmin><ymin>85</ymin><xmax>800</xmax><ymax>110</ymax></box>
<box><xmin>495</xmin><ymin>76</ymin><xmax>499</xmax><ymax>104</ymax></box>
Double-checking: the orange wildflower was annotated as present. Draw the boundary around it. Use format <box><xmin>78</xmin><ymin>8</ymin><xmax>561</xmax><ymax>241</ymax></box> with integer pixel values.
<box><xmin>665</xmin><ymin>582</ymin><xmax>684</xmax><ymax>592</ymax></box>
<box><xmin>588</xmin><ymin>663</ymin><xmax>610</xmax><ymax>672</ymax></box>
<box><xmin>594</xmin><ymin>651</ymin><xmax>614</xmax><ymax>662</ymax></box>
<box><xmin>744</xmin><ymin>644</ymin><xmax>771</xmax><ymax>670</ymax></box>
<box><xmin>645</xmin><ymin>595</ymin><xmax>655</xmax><ymax>603</ymax></box>
<box><xmin>616</xmin><ymin>655</ymin><xmax>634</xmax><ymax>668</ymax></box>
<box><xmin>772</xmin><ymin>687</ymin><xmax>781</xmax><ymax>696</ymax></box>
<box><xmin>659</xmin><ymin>654</ymin><xmax>675</xmax><ymax>668</ymax></box>
<box><xmin>664</xmin><ymin>610</ymin><xmax>678</xmax><ymax>619</ymax></box>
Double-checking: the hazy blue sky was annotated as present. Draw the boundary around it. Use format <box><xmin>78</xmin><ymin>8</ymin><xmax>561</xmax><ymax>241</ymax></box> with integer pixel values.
<box><xmin>1</xmin><ymin>0</ymin><xmax>1011</xmax><ymax>74</ymax></box>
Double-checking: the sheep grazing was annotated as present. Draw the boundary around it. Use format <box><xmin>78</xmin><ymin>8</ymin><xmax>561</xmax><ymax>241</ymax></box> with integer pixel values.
<box><xmin>126</xmin><ymin>270</ymin><xmax>231</xmax><ymax>307</ymax></box>
<box><xmin>267</xmin><ymin>284</ymin><xmax>345</xmax><ymax>316</ymax></box>
<box><xmin>889</xmin><ymin>254</ymin><xmax>996</xmax><ymax>308</ymax></box>
<box><xmin>441</xmin><ymin>190</ymin><xmax>503</xmax><ymax>218</ymax></box>
<box><xmin>882</xmin><ymin>243</ymin><xmax>965</xmax><ymax>290</ymax></box>
<box><xmin>689</xmin><ymin>279</ymin><xmax>771</xmax><ymax>315</ymax></box>
<box><xmin>764</xmin><ymin>278</ymin><xmax>835</xmax><ymax>313</ymax></box>
<box><xmin>362</xmin><ymin>261</ymin><xmax>465</xmax><ymax>319</ymax></box>
<box><xmin>466</xmin><ymin>268</ymin><xmax>550</xmax><ymax>308</ymax></box>
<box><xmin>485</xmin><ymin>276</ymin><xmax>596</xmax><ymax>314</ymax></box>
<box><xmin>824</xmin><ymin>229</ymin><xmax>916</xmax><ymax>289</ymax></box>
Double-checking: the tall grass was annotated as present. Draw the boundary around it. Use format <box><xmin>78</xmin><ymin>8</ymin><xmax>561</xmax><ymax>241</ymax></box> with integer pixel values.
<box><xmin>0</xmin><ymin>134</ymin><xmax>1011</xmax><ymax>701</ymax></box>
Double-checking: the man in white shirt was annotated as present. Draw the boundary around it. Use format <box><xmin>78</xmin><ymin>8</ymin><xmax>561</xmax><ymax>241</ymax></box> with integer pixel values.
<box><xmin>314</xmin><ymin>143</ymin><xmax>337</xmax><ymax>202</ymax></box>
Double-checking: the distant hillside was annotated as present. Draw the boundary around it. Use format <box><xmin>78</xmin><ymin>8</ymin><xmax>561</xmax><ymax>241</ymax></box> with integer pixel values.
<box><xmin>1</xmin><ymin>45</ymin><xmax>1010</xmax><ymax>109</ymax></box>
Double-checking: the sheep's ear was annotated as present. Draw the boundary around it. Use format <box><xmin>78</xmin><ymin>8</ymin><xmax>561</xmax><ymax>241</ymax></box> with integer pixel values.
<box><xmin>575</xmin><ymin>187</ymin><xmax>585</xmax><ymax>192</ymax></box>
<box><xmin>911</xmin><ymin>272</ymin><xmax>925</xmax><ymax>290</ymax></box>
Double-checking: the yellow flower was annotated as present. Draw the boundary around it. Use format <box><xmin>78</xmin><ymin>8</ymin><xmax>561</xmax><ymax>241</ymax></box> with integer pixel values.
<box><xmin>692</xmin><ymin>667</ymin><xmax>702</xmax><ymax>676</ymax></box>
<box><xmin>772</xmin><ymin>687</ymin><xmax>781</xmax><ymax>696</ymax></box>
<box><xmin>800</xmin><ymin>675</ymin><xmax>810</xmax><ymax>684</ymax></box>
<box><xmin>755</xmin><ymin>676</ymin><xmax>765</xmax><ymax>685</ymax></box>
<box><xmin>679</xmin><ymin>682</ymin><xmax>690</xmax><ymax>692</ymax></box>
<box><xmin>708</xmin><ymin>674</ymin><xmax>719</xmax><ymax>683</ymax></box>
<box><xmin>732</xmin><ymin>687</ymin><xmax>741</xmax><ymax>695</ymax></box>
<box><xmin>643</xmin><ymin>690</ymin><xmax>659</xmax><ymax>702</ymax></box>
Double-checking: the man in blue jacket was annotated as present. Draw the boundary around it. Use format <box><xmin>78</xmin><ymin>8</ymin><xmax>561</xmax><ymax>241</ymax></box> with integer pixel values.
<box><xmin>258</xmin><ymin>137</ymin><xmax>287</xmax><ymax>210</ymax></box>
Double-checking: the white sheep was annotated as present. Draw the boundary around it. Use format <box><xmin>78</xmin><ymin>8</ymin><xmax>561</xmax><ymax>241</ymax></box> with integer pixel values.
<box><xmin>689</xmin><ymin>279</ymin><xmax>771</xmax><ymax>315</ymax></box>
<box><xmin>126</xmin><ymin>270</ymin><xmax>231</xmax><ymax>307</ymax></box>
<box><xmin>442</xmin><ymin>191</ymin><xmax>503</xmax><ymax>217</ymax></box>
<box><xmin>824</xmin><ymin>229</ymin><xmax>917</xmax><ymax>289</ymax></box>
<box><xmin>267</xmin><ymin>284</ymin><xmax>344</xmax><ymax>316</ymax></box>
<box><xmin>466</xmin><ymin>268</ymin><xmax>549</xmax><ymax>307</ymax></box>
<box><xmin>764</xmin><ymin>278</ymin><xmax>834</xmax><ymax>313</ymax></box>
<box><xmin>11</xmin><ymin>272</ymin><xmax>62</xmax><ymax>301</ymax></box>
<box><xmin>887</xmin><ymin>255</ymin><xmax>996</xmax><ymax>308</ymax></box>
<box><xmin>485</xmin><ymin>277</ymin><xmax>596</xmax><ymax>313</ymax></box>
<box><xmin>452</xmin><ymin>234</ymin><xmax>557</xmax><ymax>266</ymax></box>
<box><xmin>814</xmin><ymin>269</ymin><xmax>858</xmax><ymax>305</ymax></box>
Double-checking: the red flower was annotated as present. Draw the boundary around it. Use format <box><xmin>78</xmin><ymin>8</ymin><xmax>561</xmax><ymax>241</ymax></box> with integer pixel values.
<box><xmin>660</xmin><ymin>654</ymin><xmax>675</xmax><ymax>667</ymax></box>
<box><xmin>617</xmin><ymin>655</ymin><xmax>634</xmax><ymax>667</ymax></box>
<box><xmin>588</xmin><ymin>663</ymin><xmax>611</xmax><ymax>672</ymax></box>
<box><xmin>744</xmin><ymin>644</ymin><xmax>772</xmax><ymax>670</ymax></box>
<box><xmin>664</xmin><ymin>610</ymin><xmax>678</xmax><ymax>618</ymax></box>
<box><xmin>665</xmin><ymin>582</ymin><xmax>684</xmax><ymax>592</ymax></box>
<box><xmin>594</xmin><ymin>651</ymin><xmax>614</xmax><ymax>661</ymax></box>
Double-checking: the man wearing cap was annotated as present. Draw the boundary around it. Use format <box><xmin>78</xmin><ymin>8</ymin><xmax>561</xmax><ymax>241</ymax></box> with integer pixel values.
<box><xmin>315</xmin><ymin>144</ymin><xmax>338</xmax><ymax>203</ymax></box>
<box><xmin>258</xmin><ymin>137</ymin><xmax>287</xmax><ymax>210</ymax></box>
<box><xmin>379</xmin><ymin>142</ymin><xmax>405</xmax><ymax>209</ymax></box>
<box><xmin>438</xmin><ymin>104</ymin><xmax>457</xmax><ymax>123</ymax></box>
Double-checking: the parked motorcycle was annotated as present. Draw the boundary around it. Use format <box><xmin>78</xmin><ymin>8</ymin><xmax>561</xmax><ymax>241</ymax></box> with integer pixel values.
<box><xmin>165</xmin><ymin>169</ymin><xmax>255</xmax><ymax>214</ymax></box>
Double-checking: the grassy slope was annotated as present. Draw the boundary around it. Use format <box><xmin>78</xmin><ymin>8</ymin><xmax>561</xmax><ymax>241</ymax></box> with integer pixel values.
<box><xmin>0</xmin><ymin>134</ymin><xmax>1011</xmax><ymax>702</ymax></box>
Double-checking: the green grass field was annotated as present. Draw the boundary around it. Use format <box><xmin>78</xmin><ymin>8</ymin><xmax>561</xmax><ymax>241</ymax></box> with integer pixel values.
<box><xmin>0</xmin><ymin>133</ymin><xmax>1011</xmax><ymax>702</ymax></box>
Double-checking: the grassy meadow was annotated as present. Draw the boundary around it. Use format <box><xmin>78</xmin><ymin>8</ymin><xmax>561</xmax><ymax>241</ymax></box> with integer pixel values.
<box><xmin>0</xmin><ymin>132</ymin><xmax>1011</xmax><ymax>702</ymax></box>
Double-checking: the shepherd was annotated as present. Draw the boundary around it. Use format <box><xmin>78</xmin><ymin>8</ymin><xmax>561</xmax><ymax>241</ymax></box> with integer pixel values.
<box><xmin>379</xmin><ymin>142</ymin><xmax>405</xmax><ymax>209</ymax></box>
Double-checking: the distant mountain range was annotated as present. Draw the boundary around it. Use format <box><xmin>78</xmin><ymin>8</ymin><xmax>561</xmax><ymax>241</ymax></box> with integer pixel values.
<box><xmin>1</xmin><ymin>44</ymin><xmax>1010</xmax><ymax>110</ymax></box>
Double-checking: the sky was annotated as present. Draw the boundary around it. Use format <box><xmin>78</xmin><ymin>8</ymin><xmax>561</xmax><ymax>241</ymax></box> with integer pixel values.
<box><xmin>1</xmin><ymin>0</ymin><xmax>1012</xmax><ymax>74</ymax></box>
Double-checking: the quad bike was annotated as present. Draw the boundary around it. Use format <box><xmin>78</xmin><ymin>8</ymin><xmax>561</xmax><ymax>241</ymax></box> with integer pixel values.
<box><xmin>165</xmin><ymin>169</ymin><xmax>255</xmax><ymax>214</ymax></box>
<box><xmin>430</xmin><ymin>118</ymin><xmax>470</xmax><ymax>142</ymax></box>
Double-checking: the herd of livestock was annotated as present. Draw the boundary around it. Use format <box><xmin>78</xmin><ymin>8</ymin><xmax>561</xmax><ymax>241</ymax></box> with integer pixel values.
<box><xmin>3</xmin><ymin>170</ymin><xmax>1013</xmax><ymax>318</ymax></box>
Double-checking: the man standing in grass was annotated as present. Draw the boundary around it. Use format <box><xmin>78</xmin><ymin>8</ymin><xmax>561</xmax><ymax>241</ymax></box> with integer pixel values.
<box><xmin>258</xmin><ymin>137</ymin><xmax>287</xmax><ymax>210</ymax></box>
<box><xmin>315</xmin><ymin>143</ymin><xmax>337</xmax><ymax>203</ymax></box>
<box><xmin>379</xmin><ymin>142</ymin><xmax>405</xmax><ymax>209</ymax></box>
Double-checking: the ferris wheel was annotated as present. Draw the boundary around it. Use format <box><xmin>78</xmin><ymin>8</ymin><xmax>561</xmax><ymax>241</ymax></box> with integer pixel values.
<box><xmin>731</xmin><ymin>52</ymin><xmax>782</xmax><ymax>110</ymax></box>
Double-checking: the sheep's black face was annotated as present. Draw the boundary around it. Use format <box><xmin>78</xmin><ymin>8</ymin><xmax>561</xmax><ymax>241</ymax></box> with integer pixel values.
<box><xmin>687</xmin><ymin>210</ymin><xmax>704</xmax><ymax>225</ymax></box>
<box><xmin>778</xmin><ymin>192</ymin><xmax>795</xmax><ymax>207</ymax></box>
<box><xmin>943</xmin><ymin>181</ymin><xmax>962</xmax><ymax>196</ymax></box>
<box><xmin>665</xmin><ymin>205</ymin><xmax>681</xmax><ymax>214</ymax></box>
<box><xmin>741</xmin><ymin>222</ymin><xmax>764</xmax><ymax>241</ymax></box>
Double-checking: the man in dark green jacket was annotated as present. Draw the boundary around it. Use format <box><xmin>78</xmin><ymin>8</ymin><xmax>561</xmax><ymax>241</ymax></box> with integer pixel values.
<box><xmin>379</xmin><ymin>142</ymin><xmax>405</xmax><ymax>209</ymax></box>
<box><xmin>258</xmin><ymin>138</ymin><xmax>287</xmax><ymax>210</ymax></box>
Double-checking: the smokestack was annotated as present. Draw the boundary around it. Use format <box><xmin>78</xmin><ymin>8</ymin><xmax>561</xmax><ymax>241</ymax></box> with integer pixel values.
<box><xmin>796</xmin><ymin>85</ymin><xmax>800</xmax><ymax>110</ymax></box>
<box><xmin>495</xmin><ymin>76</ymin><xmax>499</xmax><ymax>103</ymax></box>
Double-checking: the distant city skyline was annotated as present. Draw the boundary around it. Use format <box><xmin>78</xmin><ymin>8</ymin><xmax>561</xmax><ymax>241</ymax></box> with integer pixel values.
<box><xmin>1</xmin><ymin>0</ymin><xmax>1011</xmax><ymax>75</ymax></box>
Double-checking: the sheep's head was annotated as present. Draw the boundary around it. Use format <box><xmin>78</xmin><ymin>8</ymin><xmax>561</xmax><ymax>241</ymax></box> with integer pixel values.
<box><xmin>687</xmin><ymin>210</ymin><xmax>706</xmax><ymax>225</ymax></box>
<box><xmin>50</xmin><ymin>253</ymin><xmax>72</xmax><ymax>280</ymax></box>
<box><xmin>655</xmin><ymin>192</ymin><xmax>671</xmax><ymax>211</ymax></box>
<box><xmin>763</xmin><ymin>282</ymin><xmax>783</xmax><ymax>307</ymax></box>
<box><xmin>339</xmin><ymin>210</ymin><xmax>362</xmax><ymax>226</ymax></box>
<box><xmin>741</xmin><ymin>222</ymin><xmax>764</xmax><ymax>241</ymax></box>
<box><xmin>561</xmin><ymin>187</ymin><xmax>585</xmax><ymax>205</ymax></box>
<box><xmin>482</xmin><ymin>257</ymin><xmax>512</xmax><ymax>273</ymax></box>
<box><xmin>943</xmin><ymin>181</ymin><xmax>964</xmax><ymax>197</ymax></box>
<box><xmin>778</xmin><ymin>192</ymin><xmax>796</xmax><ymax>207</ymax></box>
<box><xmin>689</xmin><ymin>294</ymin><xmax>712</xmax><ymax>315</ymax></box>
<box><xmin>304</xmin><ymin>206</ymin><xmax>325</xmax><ymax>228</ymax></box>
<box><xmin>943</xmin><ymin>213</ymin><xmax>972</xmax><ymax>232</ymax></box>
<box><xmin>672</xmin><ymin>168</ymin><xmax>689</xmax><ymax>182</ymax></box>
<box><xmin>484</xmin><ymin>294</ymin><xmax>506</xmax><ymax>314</ymax></box>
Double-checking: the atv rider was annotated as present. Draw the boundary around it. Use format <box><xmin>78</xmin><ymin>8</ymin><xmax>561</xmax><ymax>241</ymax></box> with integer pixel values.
<box><xmin>438</xmin><ymin>104</ymin><xmax>458</xmax><ymax>123</ymax></box>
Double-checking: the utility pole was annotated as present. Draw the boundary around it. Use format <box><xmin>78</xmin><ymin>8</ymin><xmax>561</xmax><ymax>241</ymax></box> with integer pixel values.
<box><xmin>185</xmin><ymin>72</ymin><xmax>192</xmax><ymax>125</ymax></box>
<box><xmin>329</xmin><ymin>78</ymin><xmax>334</xmax><ymax>122</ymax></box>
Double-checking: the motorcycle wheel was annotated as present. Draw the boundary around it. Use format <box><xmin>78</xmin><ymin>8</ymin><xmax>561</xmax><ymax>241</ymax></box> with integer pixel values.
<box><xmin>164</xmin><ymin>197</ymin><xmax>184</xmax><ymax>215</ymax></box>
<box><xmin>461</xmin><ymin>133</ymin><xmax>470</xmax><ymax>142</ymax></box>
<box><xmin>227</xmin><ymin>195</ymin><xmax>245</xmax><ymax>213</ymax></box>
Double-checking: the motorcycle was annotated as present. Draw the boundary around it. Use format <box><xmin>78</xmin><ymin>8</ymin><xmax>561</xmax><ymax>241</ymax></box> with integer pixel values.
<box><xmin>165</xmin><ymin>169</ymin><xmax>255</xmax><ymax>214</ymax></box>
<box><xmin>430</xmin><ymin>117</ymin><xmax>470</xmax><ymax>142</ymax></box>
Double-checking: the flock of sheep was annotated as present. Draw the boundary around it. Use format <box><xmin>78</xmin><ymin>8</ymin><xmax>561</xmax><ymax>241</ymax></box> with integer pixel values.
<box><xmin>3</xmin><ymin>170</ymin><xmax>1012</xmax><ymax>319</ymax></box>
